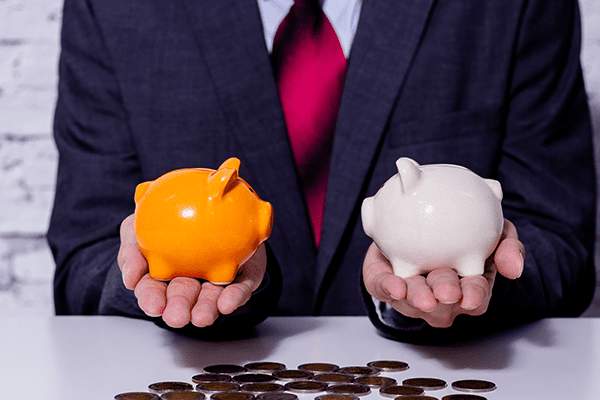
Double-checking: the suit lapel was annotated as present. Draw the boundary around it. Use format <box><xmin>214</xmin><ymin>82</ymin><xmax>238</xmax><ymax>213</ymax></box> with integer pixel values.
<box><xmin>315</xmin><ymin>0</ymin><xmax>436</xmax><ymax>297</ymax></box>
<box><xmin>180</xmin><ymin>0</ymin><xmax>318</xmax><ymax>309</ymax></box>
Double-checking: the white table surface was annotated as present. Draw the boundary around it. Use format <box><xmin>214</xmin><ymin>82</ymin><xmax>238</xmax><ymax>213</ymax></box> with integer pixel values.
<box><xmin>1</xmin><ymin>316</ymin><xmax>599</xmax><ymax>399</ymax></box>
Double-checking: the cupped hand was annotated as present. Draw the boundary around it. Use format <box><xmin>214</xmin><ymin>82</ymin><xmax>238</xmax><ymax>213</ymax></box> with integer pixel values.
<box><xmin>117</xmin><ymin>214</ymin><xmax>267</xmax><ymax>328</ymax></box>
<box><xmin>362</xmin><ymin>218</ymin><xmax>524</xmax><ymax>328</ymax></box>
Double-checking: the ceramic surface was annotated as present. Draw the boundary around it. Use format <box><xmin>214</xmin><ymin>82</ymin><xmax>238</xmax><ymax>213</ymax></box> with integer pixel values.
<box><xmin>134</xmin><ymin>157</ymin><xmax>273</xmax><ymax>284</ymax></box>
<box><xmin>361</xmin><ymin>157</ymin><xmax>503</xmax><ymax>278</ymax></box>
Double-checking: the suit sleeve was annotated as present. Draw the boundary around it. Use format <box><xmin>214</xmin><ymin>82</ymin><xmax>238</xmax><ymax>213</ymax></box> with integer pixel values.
<box><xmin>47</xmin><ymin>0</ymin><xmax>281</xmax><ymax>333</ymax></box>
<box><xmin>363</xmin><ymin>0</ymin><xmax>597</xmax><ymax>343</ymax></box>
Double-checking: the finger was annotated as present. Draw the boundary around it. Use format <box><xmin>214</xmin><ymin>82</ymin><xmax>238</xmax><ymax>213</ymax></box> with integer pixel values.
<box><xmin>363</xmin><ymin>243</ymin><xmax>407</xmax><ymax>301</ymax></box>
<box><xmin>405</xmin><ymin>275</ymin><xmax>437</xmax><ymax>312</ymax></box>
<box><xmin>217</xmin><ymin>243</ymin><xmax>268</xmax><ymax>315</ymax></box>
<box><xmin>117</xmin><ymin>214</ymin><xmax>148</xmax><ymax>289</ymax></box>
<box><xmin>191</xmin><ymin>282</ymin><xmax>224</xmax><ymax>328</ymax></box>
<box><xmin>423</xmin><ymin>304</ymin><xmax>457</xmax><ymax>328</ymax></box>
<box><xmin>427</xmin><ymin>268</ymin><xmax>462</xmax><ymax>305</ymax></box>
<box><xmin>161</xmin><ymin>277</ymin><xmax>202</xmax><ymax>328</ymax></box>
<box><xmin>134</xmin><ymin>273</ymin><xmax>168</xmax><ymax>317</ymax></box>
<box><xmin>494</xmin><ymin>220</ymin><xmax>524</xmax><ymax>279</ymax></box>
<box><xmin>458</xmin><ymin>274</ymin><xmax>490</xmax><ymax>311</ymax></box>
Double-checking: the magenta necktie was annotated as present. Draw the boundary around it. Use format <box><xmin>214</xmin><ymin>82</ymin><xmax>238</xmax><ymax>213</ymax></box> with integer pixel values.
<box><xmin>272</xmin><ymin>0</ymin><xmax>347</xmax><ymax>248</ymax></box>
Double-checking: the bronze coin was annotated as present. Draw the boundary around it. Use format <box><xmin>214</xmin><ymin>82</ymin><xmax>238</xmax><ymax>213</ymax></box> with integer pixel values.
<box><xmin>192</xmin><ymin>374</ymin><xmax>232</xmax><ymax>384</ymax></box>
<box><xmin>366</xmin><ymin>360</ymin><xmax>410</xmax><ymax>372</ymax></box>
<box><xmin>297</xmin><ymin>363</ymin><xmax>339</xmax><ymax>373</ymax></box>
<box><xmin>403</xmin><ymin>378</ymin><xmax>447</xmax><ymax>391</ymax></box>
<box><xmin>353</xmin><ymin>376</ymin><xmax>396</xmax><ymax>388</ymax></box>
<box><xmin>284</xmin><ymin>380</ymin><xmax>328</xmax><ymax>394</ymax></box>
<box><xmin>256</xmin><ymin>393</ymin><xmax>298</xmax><ymax>400</ymax></box>
<box><xmin>400</xmin><ymin>396</ymin><xmax>440</xmax><ymax>400</ymax></box>
<box><xmin>313</xmin><ymin>373</ymin><xmax>353</xmax><ymax>383</ymax></box>
<box><xmin>204</xmin><ymin>365</ymin><xmax>247</xmax><ymax>375</ymax></box>
<box><xmin>315</xmin><ymin>395</ymin><xmax>359</xmax><ymax>400</ymax></box>
<box><xmin>326</xmin><ymin>384</ymin><xmax>371</xmax><ymax>396</ymax></box>
<box><xmin>240</xmin><ymin>383</ymin><xmax>285</xmax><ymax>393</ymax></box>
<box><xmin>149</xmin><ymin>382</ymin><xmax>194</xmax><ymax>394</ymax></box>
<box><xmin>379</xmin><ymin>385</ymin><xmax>425</xmax><ymax>398</ymax></box>
<box><xmin>451</xmin><ymin>380</ymin><xmax>496</xmax><ymax>393</ymax></box>
<box><xmin>337</xmin><ymin>367</ymin><xmax>378</xmax><ymax>377</ymax></box>
<box><xmin>442</xmin><ymin>395</ymin><xmax>488</xmax><ymax>400</ymax></box>
<box><xmin>161</xmin><ymin>392</ymin><xmax>206</xmax><ymax>400</ymax></box>
<box><xmin>115</xmin><ymin>393</ymin><xmax>160</xmax><ymax>400</ymax></box>
<box><xmin>233</xmin><ymin>374</ymin><xmax>276</xmax><ymax>384</ymax></box>
<box><xmin>272</xmin><ymin>370</ymin><xmax>314</xmax><ymax>381</ymax></box>
<box><xmin>244</xmin><ymin>362</ymin><xmax>286</xmax><ymax>374</ymax></box>
<box><xmin>210</xmin><ymin>393</ymin><xmax>255</xmax><ymax>400</ymax></box>
<box><xmin>196</xmin><ymin>382</ymin><xmax>240</xmax><ymax>393</ymax></box>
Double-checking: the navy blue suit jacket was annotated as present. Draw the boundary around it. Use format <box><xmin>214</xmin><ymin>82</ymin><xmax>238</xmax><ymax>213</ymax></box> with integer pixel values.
<box><xmin>48</xmin><ymin>0</ymin><xmax>597</xmax><ymax>342</ymax></box>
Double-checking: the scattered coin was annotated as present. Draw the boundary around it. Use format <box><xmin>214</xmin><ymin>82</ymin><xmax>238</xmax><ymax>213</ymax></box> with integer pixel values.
<box><xmin>366</xmin><ymin>361</ymin><xmax>410</xmax><ymax>372</ymax></box>
<box><xmin>148</xmin><ymin>382</ymin><xmax>194</xmax><ymax>394</ymax></box>
<box><xmin>244</xmin><ymin>362</ymin><xmax>287</xmax><ymax>374</ymax></box>
<box><xmin>298</xmin><ymin>363</ymin><xmax>339</xmax><ymax>373</ymax></box>
<box><xmin>442</xmin><ymin>395</ymin><xmax>488</xmax><ymax>400</ymax></box>
<box><xmin>115</xmin><ymin>393</ymin><xmax>160</xmax><ymax>400</ymax></box>
<box><xmin>196</xmin><ymin>382</ymin><xmax>240</xmax><ymax>394</ymax></box>
<box><xmin>379</xmin><ymin>385</ymin><xmax>425</xmax><ymax>397</ymax></box>
<box><xmin>233</xmin><ymin>374</ymin><xmax>277</xmax><ymax>384</ymax></box>
<box><xmin>326</xmin><ymin>384</ymin><xmax>371</xmax><ymax>396</ymax></box>
<box><xmin>400</xmin><ymin>396</ymin><xmax>440</xmax><ymax>400</ymax></box>
<box><xmin>210</xmin><ymin>392</ymin><xmax>255</xmax><ymax>400</ymax></box>
<box><xmin>192</xmin><ymin>374</ymin><xmax>232</xmax><ymax>384</ymax></box>
<box><xmin>272</xmin><ymin>370</ymin><xmax>314</xmax><ymax>381</ymax></box>
<box><xmin>204</xmin><ymin>365</ymin><xmax>247</xmax><ymax>375</ymax></box>
<box><xmin>315</xmin><ymin>394</ymin><xmax>359</xmax><ymax>400</ymax></box>
<box><xmin>256</xmin><ymin>393</ymin><xmax>299</xmax><ymax>400</ymax></box>
<box><xmin>352</xmin><ymin>376</ymin><xmax>396</xmax><ymax>388</ymax></box>
<box><xmin>160</xmin><ymin>392</ymin><xmax>206</xmax><ymax>400</ymax></box>
<box><xmin>451</xmin><ymin>380</ymin><xmax>496</xmax><ymax>393</ymax></box>
<box><xmin>240</xmin><ymin>383</ymin><xmax>285</xmax><ymax>393</ymax></box>
<box><xmin>337</xmin><ymin>367</ymin><xmax>379</xmax><ymax>377</ymax></box>
<box><xmin>313</xmin><ymin>373</ymin><xmax>353</xmax><ymax>384</ymax></box>
<box><xmin>403</xmin><ymin>378</ymin><xmax>447</xmax><ymax>391</ymax></box>
<box><xmin>284</xmin><ymin>380</ymin><xmax>328</xmax><ymax>394</ymax></box>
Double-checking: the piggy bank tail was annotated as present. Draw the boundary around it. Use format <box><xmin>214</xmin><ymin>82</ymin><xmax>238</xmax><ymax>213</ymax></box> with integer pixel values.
<box><xmin>485</xmin><ymin>178</ymin><xmax>503</xmax><ymax>201</ymax></box>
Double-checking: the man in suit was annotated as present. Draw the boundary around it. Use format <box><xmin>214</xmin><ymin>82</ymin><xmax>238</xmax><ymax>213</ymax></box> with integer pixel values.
<box><xmin>48</xmin><ymin>0</ymin><xmax>596</xmax><ymax>342</ymax></box>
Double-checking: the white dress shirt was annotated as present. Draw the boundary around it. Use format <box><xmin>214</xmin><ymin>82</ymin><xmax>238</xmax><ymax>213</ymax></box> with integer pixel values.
<box><xmin>256</xmin><ymin>0</ymin><xmax>363</xmax><ymax>58</ymax></box>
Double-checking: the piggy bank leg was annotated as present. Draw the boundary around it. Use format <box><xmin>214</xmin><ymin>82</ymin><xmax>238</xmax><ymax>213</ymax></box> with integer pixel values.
<box><xmin>390</xmin><ymin>259</ymin><xmax>426</xmax><ymax>279</ymax></box>
<box><xmin>147</xmin><ymin>257</ymin><xmax>177</xmax><ymax>281</ymax></box>
<box><xmin>204</xmin><ymin>264</ymin><xmax>239</xmax><ymax>286</ymax></box>
<box><xmin>453</xmin><ymin>255</ymin><xmax>486</xmax><ymax>277</ymax></box>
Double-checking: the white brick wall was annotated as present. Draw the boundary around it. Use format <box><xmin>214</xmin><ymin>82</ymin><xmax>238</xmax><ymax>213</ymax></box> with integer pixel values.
<box><xmin>0</xmin><ymin>1</ymin><xmax>599</xmax><ymax>316</ymax></box>
<box><xmin>0</xmin><ymin>0</ymin><xmax>61</xmax><ymax>315</ymax></box>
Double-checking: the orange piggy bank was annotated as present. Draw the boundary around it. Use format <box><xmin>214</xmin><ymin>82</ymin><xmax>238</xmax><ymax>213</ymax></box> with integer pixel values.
<box><xmin>134</xmin><ymin>157</ymin><xmax>273</xmax><ymax>284</ymax></box>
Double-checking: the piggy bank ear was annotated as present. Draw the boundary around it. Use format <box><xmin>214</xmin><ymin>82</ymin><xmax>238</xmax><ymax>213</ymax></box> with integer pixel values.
<box><xmin>395</xmin><ymin>157</ymin><xmax>422</xmax><ymax>194</ymax></box>
<box><xmin>134</xmin><ymin>181</ymin><xmax>151</xmax><ymax>203</ymax></box>
<box><xmin>218</xmin><ymin>157</ymin><xmax>241</xmax><ymax>173</ymax></box>
<box><xmin>208</xmin><ymin>167</ymin><xmax>238</xmax><ymax>198</ymax></box>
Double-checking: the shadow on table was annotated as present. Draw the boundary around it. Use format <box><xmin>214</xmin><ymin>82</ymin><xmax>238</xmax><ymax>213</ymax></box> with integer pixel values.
<box><xmin>406</xmin><ymin>319</ymin><xmax>556</xmax><ymax>370</ymax></box>
<box><xmin>163</xmin><ymin>317</ymin><xmax>325</xmax><ymax>369</ymax></box>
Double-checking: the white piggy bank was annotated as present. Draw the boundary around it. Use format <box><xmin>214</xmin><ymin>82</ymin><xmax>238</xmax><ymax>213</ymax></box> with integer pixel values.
<box><xmin>361</xmin><ymin>157</ymin><xmax>504</xmax><ymax>278</ymax></box>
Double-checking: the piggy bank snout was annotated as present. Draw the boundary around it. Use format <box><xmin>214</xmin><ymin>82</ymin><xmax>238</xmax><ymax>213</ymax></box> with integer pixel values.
<box><xmin>259</xmin><ymin>201</ymin><xmax>274</xmax><ymax>240</ymax></box>
<box><xmin>361</xmin><ymin>197</ymin><xmax>375</xmax><ymax>238</ymax></box>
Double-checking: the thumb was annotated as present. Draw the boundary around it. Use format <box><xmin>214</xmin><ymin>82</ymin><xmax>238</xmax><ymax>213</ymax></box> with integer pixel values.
<box><xmin>118</xmin><ymin>214</ymin><xmax>149</xmax><ymax>289</ymax></box>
